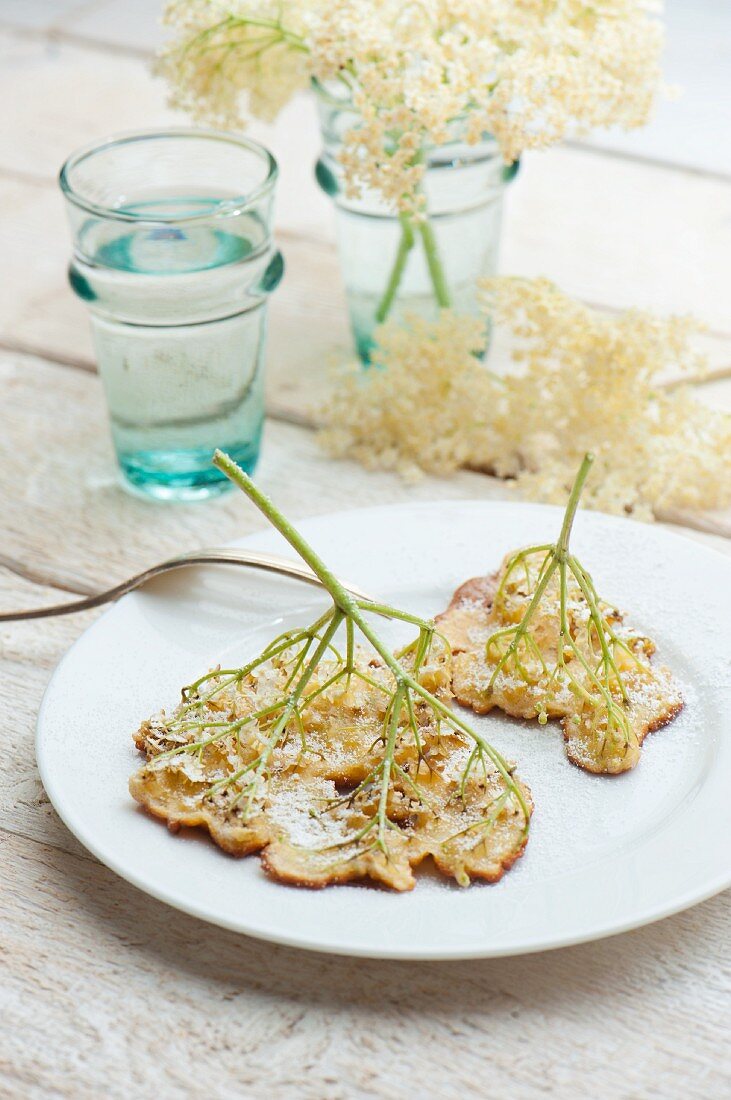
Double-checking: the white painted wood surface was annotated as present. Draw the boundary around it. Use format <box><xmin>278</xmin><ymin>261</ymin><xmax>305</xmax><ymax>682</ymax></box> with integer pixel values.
<box><xmin>1</xmin><ymin>7</ymin><xmax>730</xmax><ymax>1097</ymax></box>
<box><xmin>584</xmin><ymin>0</ymin><xmax>731</xmax><ymax>176</ymax></box>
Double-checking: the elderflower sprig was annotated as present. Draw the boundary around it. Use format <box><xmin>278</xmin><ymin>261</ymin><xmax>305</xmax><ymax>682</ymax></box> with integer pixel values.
<box><xmin>160</xmin><ymin>2</ymin><xmax>665</xmax><ymax>332</ymax></box>
<box><xmin>319</xmin><ymin>279</ymin><xmax>731</xmax><ymax>519</ymax></box>
<box><xmin>151</xmin><ymin>449</ymin><xmax>530</xmax><ymax>874</ymax></box>
<box><xmin>160</xmin><ymin>0</ymin><xmax>666</xmax><ymax>213</ymax></box>
<box><xmin>484</xmin><ymin>454</ymin><xmax>649</xmax><ymax>767</ymax></box>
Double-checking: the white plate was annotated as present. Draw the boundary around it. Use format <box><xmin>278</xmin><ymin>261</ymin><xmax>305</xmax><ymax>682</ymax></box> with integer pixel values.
<box><xmin>37</xmin><ymin>502</ymin><xmax>731</xmax><ymax>959</ymax></box>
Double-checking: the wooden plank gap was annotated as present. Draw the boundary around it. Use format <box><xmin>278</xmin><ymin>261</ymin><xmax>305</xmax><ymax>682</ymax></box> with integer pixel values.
<box><xmin>0</xmin><ymin>20</ymin><xmax>149</xmax><ymax>60</ymax></box>
<box><xmin>0</xmin><ymin>552</ymin><xmax>98</xmax><ymax>598</ymax></box>
<box><xmin>564</xmin><ymin>139</ymin><xmax>731</xmax><ymax>185</ymax></box>
<box><xmin>0</xmin><ymin>338</ymin><xmax>96</xmax><ymax>373</ymax></box>
<box><xmin>0</xmin><ymin>821</ymin><xmax>99</xmax><ymax>866</ymax></box>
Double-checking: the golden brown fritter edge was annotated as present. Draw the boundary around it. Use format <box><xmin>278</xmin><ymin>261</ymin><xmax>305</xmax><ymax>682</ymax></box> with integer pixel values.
<box><xmin>435</xmin><ymin>573</ymin><xmax>499</xmax><ymax>654</ymax></box>
<box><xmin>129</xmin><ymin>687</ymin><xmax>532</xmax><ymax>891</ymax></box>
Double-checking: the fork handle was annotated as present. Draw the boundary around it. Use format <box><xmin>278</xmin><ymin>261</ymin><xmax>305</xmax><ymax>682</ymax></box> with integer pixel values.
<box><xmin>0</xmin><ymin>550</ymin><xmax>335</xmax><ymax>623</ymax></box>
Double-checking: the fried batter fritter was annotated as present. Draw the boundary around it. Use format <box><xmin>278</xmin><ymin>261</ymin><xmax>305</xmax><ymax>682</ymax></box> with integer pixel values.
<box><xmin>437</xmin><ymin>553</ymin><xmax>683</xmax><ymax>774</ymax></box>
<box><xmin>130</xmin><ymin>649</ymin><xmax>531</xmax><ymax>890</ymax></box>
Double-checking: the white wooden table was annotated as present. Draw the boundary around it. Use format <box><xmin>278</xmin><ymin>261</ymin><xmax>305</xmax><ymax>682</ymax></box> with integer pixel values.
<box><xmin>1</xmin><ymin>6</ymin><xmax>730</xmax><ymax>1097</ymax></box>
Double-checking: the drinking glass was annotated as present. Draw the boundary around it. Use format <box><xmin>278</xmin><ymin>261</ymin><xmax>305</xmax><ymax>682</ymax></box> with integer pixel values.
<box><xmin>60</xmin><ymin>129</ymin><xmax>283</xmax><ymax>500</ymax></box>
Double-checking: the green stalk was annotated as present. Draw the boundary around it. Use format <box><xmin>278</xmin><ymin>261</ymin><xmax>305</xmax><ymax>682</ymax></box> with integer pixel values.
<box><xmin>417</xmin><ymin>218</ymin><xmax>451</xmax><ymax>308</ymax></box>
<box><xmin>373</xmin><ymin>213</ymin><xmax>452</xmax><ymax>328</ymax></box>
<box><xmin>374</xmin><ymin>215</ymin><xmax>415</xmax><ymax>324</ymax></box>
<box><xmin>214</xmin><ymin>451</ymin><xmax>421</xmax><ymax>686</ymax></box>
<box><xmin>184</xmin><ymin>15</ymin><xmax>309</xmax><ymax>57</ymax></box>
<box><xmin>257</xmin><ymin>612</ymin><xmax>344</xmax><ymax>769</ymax></box>
<box><xmin>376</xmin><ymin>684</ymin><xmax>405</xmax><ymax>846</ymax></box>
<box><xmin>487</xmin><ymin>558</ymin><xmax>558</xmax><ymax>691</ymax></box>
<box><xmin>214</xmin><ymin>451</ymin><xmax>362</xmax><ymax>620</ymax></box>
<box><xmin>556</xmin><ymin>452</ymin><xmax>594</xmax><ymax>559</ymax></box>
<box><xmin>481</xmin><ymin>451</ymin><xmax>643</xmax><ymax>765</ymax></box>
<box><xmin>208</xmin><ymin>610</ymin><xmax>344</xmax><ymax>807</ymax></box>
<box><xmin>487</xmin><ymin>454</ymin><xmax>595</xmax><ymax>691</ymax></box>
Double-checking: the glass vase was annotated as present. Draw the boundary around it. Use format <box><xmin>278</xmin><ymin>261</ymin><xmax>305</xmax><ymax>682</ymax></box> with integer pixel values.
<box><xmin>314</xmin><ymin>82</ymin><xmax>517</xmax><ymax>363</ymax></box>
<box><xmin>60</xmin><ymin>129</ymin><xmax>283</xmax><ymax>500</ymax></box>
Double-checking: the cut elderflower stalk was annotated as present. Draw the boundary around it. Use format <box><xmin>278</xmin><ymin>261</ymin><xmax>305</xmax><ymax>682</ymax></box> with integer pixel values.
<box><xmin>418</xmin><ymin>218</ymin><xmax>451</xmax><ymax>309</ymax></box>
<box><xmin>212</xmin><ymin>449</ymin><xmax>530</xmax><ymax>837</ymax></box>
<box><xmin>374</xmin><ymin>215</ymin><xmax>415</xmax><ymax>324</ymax></box>
<box><xmin>374</xmin><ymin>213</ymin><xmax>452</xmax><ymax>325</ymax></box>
<box><xmin>179</xmin><ymin>14</ymin><xmax>309</xmax><ymax>58</ymax></box>
<box><xmin>372</xmin><ymin>141</ymin><xmax>452</xmax><ymax>327</ymax></box>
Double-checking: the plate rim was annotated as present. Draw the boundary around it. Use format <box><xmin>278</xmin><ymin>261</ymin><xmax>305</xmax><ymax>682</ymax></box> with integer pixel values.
<box><xmin>36</xmin><ymin>498</ymin><xmax>731</xmax><ymax>960</ymax></box>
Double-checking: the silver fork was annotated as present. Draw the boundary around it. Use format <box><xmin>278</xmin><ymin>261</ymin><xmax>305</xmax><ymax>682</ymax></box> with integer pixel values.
<box><xmin>0</xmin><ymin>548</ymin><xmax>372</xmax><ymax>622</ymax></box>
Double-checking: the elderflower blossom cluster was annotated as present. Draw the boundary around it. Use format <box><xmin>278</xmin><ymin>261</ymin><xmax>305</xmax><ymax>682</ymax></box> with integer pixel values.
<box><xmin>321</xmin><ymin>311</ymin><xmax>496</xmax><ymax>480</ymax></box>
<box><xmin>159</xmin><ymin>1</ymin><xmax>312</xmax><ymax>123</ymax></box>
<box><xmin>160</xmin><ymin>0</ymin><xmax>665</xmax><ymax>212</ymax></box>
<box><xmin>319</xmin><ymin>278</ymin><xmax>731</xmax><ymax>521</ymax></box>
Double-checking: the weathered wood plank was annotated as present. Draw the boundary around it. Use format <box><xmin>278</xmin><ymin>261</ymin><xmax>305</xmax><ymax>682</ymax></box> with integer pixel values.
<box><xmin>1</xmin><ymin>827</ymin><xmax>729</xmax><ymax>1099</ymax></box>
<box><xmin>0</xmin><ymin>570</ymin><xmax>96</xmax><ymax>859</ymax></box>
<box><xmin>1</xmin><ymin>172</ymin><xmax>729</xmax><ymax>426</ymax></box>
<box><xmin>506</xmin><ymin>145</ymin><xmax>731</xmax><ymax>335</ymax></box>
<box><xmin>2</xmin><ymin>350</ymin><xmax>728</xmax><ymax>596</ymax></box>
<box><xmin>0</xmin><ymin>349</ymin><xmax>513</xmax><ymax>591</ymax></box>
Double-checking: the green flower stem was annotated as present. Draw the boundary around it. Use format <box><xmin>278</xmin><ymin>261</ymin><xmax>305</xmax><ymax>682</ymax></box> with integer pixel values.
<box><xmin>175</xmin><ymin>620</ymin><xmax>329</xmax><ymax>718</ymax></box>
<box><xmin>214</xmin><ymin>450</ymin><xmax>362</xmax><ymax>620</ymax></box>
<box><xmin>487</xmin><ymin>556</ymin><xmax>558</xmax><ymax>692</ymax></box>
<box><xmin>260</xmin><ymin>612</ymin><xmax>344</xmax><ymax>763</ymax></box>
<box><xmin>186</xmin><ymin>15</ymin><xmax>309</xmax><ymax>56</ymax></box>
<box><xmin>488</xmin><ymin>454</ymin><xmax>596</xmax><ymax>694</ymax></box>
<box><xmin>417</xmin><ymin>218</ymin><xmax>452</xmax><ymax>308</ymax></box>
<box><xmin>482</xmin><ymin>452</ymin><xmax>642</xmax><ymax>763</ymax></box>
<box><xmin>214</xmin><ymin>451</ymin><xmax>417</xmax><ymax>685</ymax></box>
<box><xmin>231</xmin><ymin>15</ymin><xmax>309</xmax><ymax>51</ymax></box>
<box><xmin>376</xmin><ymin>683</ymin><xmax>406</xmax><ymax>846</ymax></box>
<box><xmin>374</xmin><ymin>215</ymin><xmax>415</xmax><ymax>324</ymax></box>
<box><xmin>373</xmin><ymin>213</ymin><xmax>452</xmax><ymax>327</ymax></box>
<box><xmin>409</xmin><ymin>682</ymin><xmax>529</xmax><ymax>824</ymax></box>
<box><xmin>356</xmin><ymin>600</ymin><xmax>428</xmax><ymax>628</ymax></box>
<box><xmin>556</xmin><ymin>452</ymin><xmax>594</xmax><ymax>559</ymax></box>
<box><xmin>213</xmin><ymin>610</ymin><xmax>345</xmax><ymax>809</ymax></box>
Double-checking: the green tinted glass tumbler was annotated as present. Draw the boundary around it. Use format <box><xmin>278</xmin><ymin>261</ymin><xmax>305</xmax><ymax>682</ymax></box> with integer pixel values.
<box><xmin>60</xmin><ymin>129</ymin><xmax>283</xmax><ymax>500</ymax></box>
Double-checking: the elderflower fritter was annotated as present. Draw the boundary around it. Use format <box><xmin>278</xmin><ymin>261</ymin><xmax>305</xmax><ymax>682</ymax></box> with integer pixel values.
<box><xmin>160</xmin><ymin>0</ymin><xmax>665</xmax><ymax>212</ymax></box>
<box><xmin>130</xmin><ymin>452</ymin><xmax>532</xmax><ymax>890</ymax></box>
<box><xmin>318</xmin><ymin>279</ymin><xmax>731</xmax><ymax>520</ymax></box>
<box><xmin>438</xmin><ymin>455</ymin><xmax>685</xmax><ymax>775</ymax></box>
